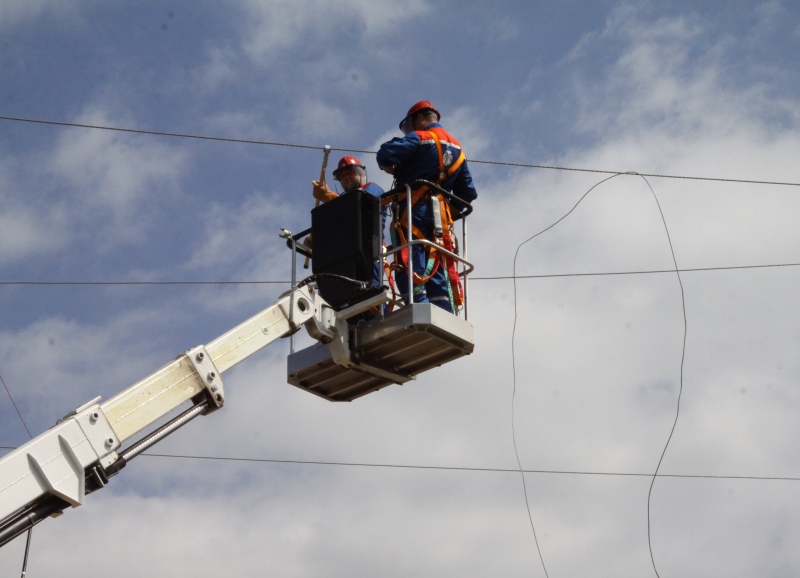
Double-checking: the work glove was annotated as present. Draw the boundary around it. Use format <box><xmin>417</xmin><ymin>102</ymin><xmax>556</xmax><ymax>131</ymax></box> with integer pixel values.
<box><xmin>312</xmin><ymin>180</ymin><xmax>338</xmax><ymax>203</ymax></box>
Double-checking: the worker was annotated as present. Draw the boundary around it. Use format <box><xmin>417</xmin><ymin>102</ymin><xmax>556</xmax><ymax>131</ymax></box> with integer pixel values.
<box><xmin>312</xmin><ymin>155</ymin><xmax>383</xmax><ymax>201</ymax></box>
<box><xmin>376</xmin><ymin>100</ymin><xmax>477</xmax><ymax>313</ymax></box>
<box><xmin>312</xmin><ymin>156</ymin><xmax>389</xmax><ymax>322</ymax></box>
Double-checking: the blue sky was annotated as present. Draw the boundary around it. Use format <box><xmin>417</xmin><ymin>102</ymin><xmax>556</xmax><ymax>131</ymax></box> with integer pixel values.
<box><xmin>3</xmin><ymin>1</ymin><xmax>800</xmax><ymax>576</ymax></box>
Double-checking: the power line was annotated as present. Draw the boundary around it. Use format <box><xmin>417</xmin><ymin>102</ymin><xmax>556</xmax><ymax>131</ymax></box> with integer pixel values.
<box><xmin>134</xmin><ymin>454</ymin><xmax>800</xmax><ymax>482</ymax></box>
<box><xmin>1</xmin><ymin>446</ymin><xmax>794</xmax><ymax>482</ymax></box>
<box><xmin>0</xmin><ymin>280</ymin><xmax>291</xmax><ymax>285</ymax></box>
<box><xmin>474</xmin><ymin>261</ymin><xmax>800</xmax><ymax>280</ymax></box>
<box><xmin>2</xmin><ymin>114</ymin><xmax>800</xmax><ymax>188</ymax></box>
<box><xmin>2</xmin><ymin>261</ymin><xmax>799</xmax><ymax>287</ymax></box>
<box><xmin>0</xmin><ymin>374</ymin><xmax>32</xmax><ymax>440</ymax></box>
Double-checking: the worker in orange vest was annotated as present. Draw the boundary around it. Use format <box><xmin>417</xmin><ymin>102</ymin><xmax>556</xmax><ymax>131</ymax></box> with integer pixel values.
<box><xmin>377</xmin><ymin>101</ymin><xmax>477</xmax><ymax>312</ymax></box>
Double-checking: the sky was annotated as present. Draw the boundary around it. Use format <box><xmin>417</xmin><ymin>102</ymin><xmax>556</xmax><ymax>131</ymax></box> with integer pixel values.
<box><xmin>2</xmin><ymin>0</ymin><xmax>800</xmax><ymax>576</ymax></box>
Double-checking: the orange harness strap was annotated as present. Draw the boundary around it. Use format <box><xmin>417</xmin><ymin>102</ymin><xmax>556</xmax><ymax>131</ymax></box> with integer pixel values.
<box><xmin>387</xmin><ymin>128</ymin><xmax>467</xmax><ymax>309</ymax></box>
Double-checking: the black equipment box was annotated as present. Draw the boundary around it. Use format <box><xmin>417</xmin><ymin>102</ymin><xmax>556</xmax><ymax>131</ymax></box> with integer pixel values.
<box><xmin>311</xmin><ymin>189</ymin><xmax>381</xmax><ymax>308</ymax></box>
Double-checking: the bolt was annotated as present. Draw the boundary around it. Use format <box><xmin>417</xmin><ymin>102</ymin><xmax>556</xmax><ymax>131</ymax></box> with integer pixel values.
<box><xmin>211</xmin><ymin>385</ymin><xmax>218</xmax><ymax>392</ymax></box>
<box><xmin>105</xmin><ymin>437</ymin><xmax>114</xmax><ymax>447</ymax></box>
<box><xmin>195</xmin><ymin>352</ymin><xmax>205</xmax><ymax>362</ymax></box>
<box><xmin>262</xmin><ymin>326</ymin><xmax>269</xmax><ymax>335</ymax></box>
<box><xmin>207</xmin><ymin>372</ymin><xmax>216</xmax><ymax>382</ymax></box>
<box><xmin>90</xmin><ymin>412</ymin><xmax>99</xmax><ymax>422</ymax></box>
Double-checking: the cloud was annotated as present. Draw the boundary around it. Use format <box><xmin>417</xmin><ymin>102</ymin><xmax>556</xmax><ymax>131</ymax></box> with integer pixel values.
<box><xmin>195</xmin><ymin>44</ymin><xmax>240</xmax><ymax>92</ymax></box>
<box><xmin>0</xmin><ymin>103</ymin><xmax>192</xmax><ymax>264</ymax></box>
<box><xmin>0</xmin><ymin>0</ymin><xmax>81</xmax><ymax>29</ymax></box>
<box><xmin>292</xmin><ymin>99</ymin><xmax>350</xmax><ymax>141</ymax></box>
<box><xmin>6</xmin><ymin>4</ymin><xmax>800</xmax><ymax>577</ymax></box>
<box><xmin>239</xmin><ymin>0</ymin><xmax>429</xmax><ymax>65</ymax></box>
<box><xmin>0</xmin><ymin>158</ymin><xmax>67</xmax><ymax>264</ymax></box>
<box><xmin>49</xmin><ymin>107</ymin><xmax>188</xmax><ymax>247</ymax></box>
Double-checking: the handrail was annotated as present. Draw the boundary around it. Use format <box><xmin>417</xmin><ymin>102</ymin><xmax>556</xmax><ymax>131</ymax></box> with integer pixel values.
<box><xmin>384</xmin><ymin>239</ymin><xmax>474</xmax><ymax>277</ymax></box>
<box><xmin>284</xmin><ymin>179</ymin><xmax>473</xmax><ymax>319</ymax></box>
<box><xmin>381</xmin><ymin>179</ymin><xmax>473</xmax><ymax>220</ymax></box>
<box><xmin>384</xmin><ymin>184</ymin><xmax>472</xmax><ymax>318</ymax></box>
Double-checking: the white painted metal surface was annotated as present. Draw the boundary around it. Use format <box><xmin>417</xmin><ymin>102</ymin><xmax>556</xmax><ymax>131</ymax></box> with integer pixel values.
<box><xmin>0</xmin><ymin>401</ymin><xmax>118</xmax><ymax>522</ymax></box>
<box><xmin>0</xmin><ymin>286</ymin><xmax>319</xmax><ymax>527</ymax></box>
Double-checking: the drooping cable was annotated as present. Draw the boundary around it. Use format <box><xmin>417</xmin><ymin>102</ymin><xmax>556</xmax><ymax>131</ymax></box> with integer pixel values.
<box><xmin>633</xmin><ymin>174</ymin><xmax>687</xmax><ymax>578</ymax></box>
<box><xmin>510</xmin><ymin>172</ymin><xmax>686</xmax><ymax>578</ymax></box>
<box><xmin>511</xmin><ymin>173</ymin><xmax>621</xmax><ymax>577</ymax></box>
<box><xmin>2</xmin><ymin>115</ymin><xmax>800</xmax><ymax>188</ymax></box>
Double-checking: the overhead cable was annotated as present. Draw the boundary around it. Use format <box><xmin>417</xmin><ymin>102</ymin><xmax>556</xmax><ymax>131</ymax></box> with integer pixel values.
<box><xmin>2</xmin><ymin>115</ymin><xmax>800</xmax><ymax>188</ymax></box>
<box><xmin>0</xmin><ymin>447</ymin><xmax>795</xmax><ymax>481</ymax></box>
<box><xmin>0</xmin><ymin>374</ymin><xmax>32</xmax><ymax>439</ymax></box>
<box><xmin>3</xmin><ymin>261</ymin><xmax>800</xmax><ymax>287</ymax></box>
<box><xmin>0</xmin><ymin>373</ymin><xmax>35</xmax><ymax>575</ymax></box>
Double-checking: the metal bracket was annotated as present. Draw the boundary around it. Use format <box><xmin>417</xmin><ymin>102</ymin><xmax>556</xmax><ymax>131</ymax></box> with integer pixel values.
<box><xmin>185</xmin><ymin>345</ymin><xmax>224</xmax><ymax>414</ymax></box>
<box><xmin>73</xmin><ymin>403</ymin><xmax>120</xmax><ymax>469</ymax></box>
<box><xmin>325</xmin><ymin>291</ymin><xmax>413</xmax><ymax>385</ymax></box>
<box><xmin>305</xmin><ymin>301</ymin><xmax>337</xmax><ymax>343</ymax></box>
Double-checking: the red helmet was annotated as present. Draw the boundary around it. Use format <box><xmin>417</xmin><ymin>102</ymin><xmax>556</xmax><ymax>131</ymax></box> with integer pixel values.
<box><xmin>332</xmin><ymin>156</ymin><xmax>367</xmax><ymax>190</ymax></box>
<box><xmin>399</xmin><ymin>100</ymin><xmax>441</xmax><ymax>133</ymax></box>
<box><xmin>332</xmin><ymin>156</ymin><xmax>365</xmax><ymax>178</ymax></box>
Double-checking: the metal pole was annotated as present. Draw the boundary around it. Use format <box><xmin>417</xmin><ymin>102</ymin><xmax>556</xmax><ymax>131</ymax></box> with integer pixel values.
<box><xmin>462</xmin><ymin>218</ymin><xmax>468</xmax><ymax>321</ymax></box>
<box><xmin>406</xmin><ymin>185</ymin><xmax>413</xmax><ymax>307</ymax></box>
<box><xmin>380</xmin><ymin>201</ymin><xmax>385</xmax><ymax>319</ymax></box>
<box><xmin>20</xmin><ymin>528</ymin><xmax>31</xmax><ymax>578</ymax></box>
<box><xmin>117</xmin><ymin>402</ymin><xmax>209</xmax><ymax>464</ymax></box>
<box><xmin>290</xmin><ymin>236</ymin><xmax>297</xmax><ymax>354</ymax></box>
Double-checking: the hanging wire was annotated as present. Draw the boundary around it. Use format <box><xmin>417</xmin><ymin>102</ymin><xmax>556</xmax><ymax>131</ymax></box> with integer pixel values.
<box><xmin>510</xmin><ymin>173</ymin><xmax>621</xmax><ymax>577</ymax></box>
<box><xmin>509</xmin><ymin>172</ymin><xmax>687</xmax><ymax>578</ymax></box>
<box><xmin>633</xmin><ymin>174</ymin><xmax>687</xmax><ymax>578</ymax></box>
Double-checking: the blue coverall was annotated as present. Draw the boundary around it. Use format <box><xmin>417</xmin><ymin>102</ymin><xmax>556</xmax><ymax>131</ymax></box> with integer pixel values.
<box><xmin>376</xmin><ymin>123</ymin><xmax>478</xmax><ymax>312</ymax></box>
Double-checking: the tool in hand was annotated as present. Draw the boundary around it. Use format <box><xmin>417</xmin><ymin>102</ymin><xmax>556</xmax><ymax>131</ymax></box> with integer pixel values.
<box><xmin>305</xmin><ymin>145</ymin><xmax>331</xmax><ymax>269</ymax></box>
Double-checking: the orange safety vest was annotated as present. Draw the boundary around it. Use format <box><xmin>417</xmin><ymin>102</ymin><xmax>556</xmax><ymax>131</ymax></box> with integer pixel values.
<box><xmin>387</xmin><ymin>127</ymin><xmax>466</xmax><ymax>309</ymax></box>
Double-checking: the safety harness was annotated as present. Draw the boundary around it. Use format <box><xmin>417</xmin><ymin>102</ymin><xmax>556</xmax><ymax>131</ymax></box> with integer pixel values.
<box><xmin>385</xmin><ymin>127</ymin><xmax>467</xmax><ymax>311</ymax></box>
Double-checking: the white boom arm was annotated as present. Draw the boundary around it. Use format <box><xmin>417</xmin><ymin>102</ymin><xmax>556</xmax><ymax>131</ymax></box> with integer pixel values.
<box><xmin>0</xmin><ymin>283</ymin><xmax>384</xmax><ymax>547</ymax></box>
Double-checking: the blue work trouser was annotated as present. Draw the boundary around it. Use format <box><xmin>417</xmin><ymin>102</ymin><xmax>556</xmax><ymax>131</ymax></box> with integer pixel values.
<box><xmin>394</xmin><ymin>242</ymin><xmax>453</xmax><ymax>314</ymax></box>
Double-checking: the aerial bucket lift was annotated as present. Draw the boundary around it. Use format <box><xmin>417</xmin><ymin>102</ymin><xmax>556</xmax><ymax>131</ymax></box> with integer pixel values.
<box><xmin>284</xmin><ymin>180</ymin><xmax>475</xmax><ymax>401</ymax></box>
<box><xmin>0</xmin><ymin>180</ymin><xmax>473</xmax><ymax>547</ymax></box>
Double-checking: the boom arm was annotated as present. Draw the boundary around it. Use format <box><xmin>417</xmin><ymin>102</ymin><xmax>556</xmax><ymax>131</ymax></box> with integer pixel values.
<box><xmin>0</xmin><ymin>283</ymin><xmax>354</xmax><ymax>547</ymax></box>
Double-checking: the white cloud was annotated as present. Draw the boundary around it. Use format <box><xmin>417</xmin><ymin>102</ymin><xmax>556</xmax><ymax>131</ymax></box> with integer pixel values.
<box><xmin>0</xmin><ymin>0</ymin><xmax>81</xmax><ymax>29</ymax></box>
<box><xmin>201</xmin><ymin>110</ymin><xmax>275</xmax><ymax>141</ymax></box>
<box><xmin>195</xmin><ymin>44</ymin><xmax>239</xmax><ymax>92</ymax></box>
<box><xmin>0</xmin><ymin>103</ymin><xmax>190</xmax><ymax>265</ymax></box>
<box><xmin>240</xmin><ymin>0</ymin><xmax>430</xmax><ymax>64</ymax></box>
<box><xmin>50</xmin><ymin>107</ymin><xmax>188</xmax><ymax>247</ymax></box>
<box><xmin>6</xmin><ymin>5</ymin><xmax>800</xmax><ymax>577</ymax></box>
<box><xmin>292</xmin><ymin>99</ymin><xmax>350</xmax><ymax>141</ymax></box>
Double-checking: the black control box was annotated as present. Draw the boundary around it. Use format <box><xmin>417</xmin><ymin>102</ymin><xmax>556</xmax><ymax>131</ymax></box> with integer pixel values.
<box><xmin>311</xmin><ymin>190</ymin><xmax>381</xmax><ymax>308</ymax></box>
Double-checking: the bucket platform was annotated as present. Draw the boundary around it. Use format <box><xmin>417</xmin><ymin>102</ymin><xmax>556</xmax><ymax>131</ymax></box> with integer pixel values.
<box><xmin>288</xmin><ymin>303</ymin><xmax>474</xmax><ymax>402</ymax></box>
<box><xmin>283</xmin><ymin>180</ymin><xmax>475</xmax><ymax>403</ymax></box>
